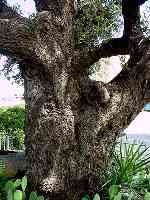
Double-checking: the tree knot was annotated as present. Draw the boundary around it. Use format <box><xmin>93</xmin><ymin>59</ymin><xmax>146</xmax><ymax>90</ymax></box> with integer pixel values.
<box><xmin>80</xmin><ymin>79</ymin><xmax>110</xmax><ymax>107</ymax></box>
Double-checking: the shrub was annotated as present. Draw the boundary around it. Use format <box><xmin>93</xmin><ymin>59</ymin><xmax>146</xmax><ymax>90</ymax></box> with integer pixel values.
<box><xmin>0</xmin><ymin>106</ymin><xmax>25</xmax><ymax>150</ymax></box>
<box><xmin>0</xmin><ymin>176</ymin><xmax>8</xmax><ymax>200</ymax></box>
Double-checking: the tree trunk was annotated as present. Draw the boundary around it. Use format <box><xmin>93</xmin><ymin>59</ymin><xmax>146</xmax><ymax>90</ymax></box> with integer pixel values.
<box><xmin>23</xmin><ymin>51</ymin><xmax>149</xmax><ymax>199</ymax></box>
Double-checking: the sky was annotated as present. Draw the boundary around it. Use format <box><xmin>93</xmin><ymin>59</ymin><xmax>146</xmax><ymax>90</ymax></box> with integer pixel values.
<box><xmin>0</xmin><ymin>57</ymin><xmax>24</xmax><ymax>98</ymax></box>
<box><xmin>7</xmin><ymin>0</ymin><xmax>36</xmax><ymax>17</ymax></box>
<box><xmin>125</xmin><ymin>111</ymin><xmax>150</xmax><ymax>135</ymax></box>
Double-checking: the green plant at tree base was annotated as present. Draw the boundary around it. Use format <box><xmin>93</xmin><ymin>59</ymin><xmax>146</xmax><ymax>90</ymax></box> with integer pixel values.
<box><xmin>5</xmin><ymin>176</ymin><xmax>44</xmax><ymax>200</ymax></box>
<box><xmin>0</xmin><ymin>171</ymin><xmax>9</xmax><ymax>200</ymax></box>
<box><xmin>81</xmin><ymin>193</ymin><xmax>100</xmax><ymax>200</ymax></box>
<box><xmin>102</xmin><ymin>140</ymin><xmax>150</xmax><ymax>199</ymax></box>
<box><xmin>81</xmin><ymin>140</ymin><xmax>150</xmax><ymax>200</ymax></box>
<box><xmin>144</xmin><ymin>192</ymin><xmax>150</xmax><ymax>200</ymax></box>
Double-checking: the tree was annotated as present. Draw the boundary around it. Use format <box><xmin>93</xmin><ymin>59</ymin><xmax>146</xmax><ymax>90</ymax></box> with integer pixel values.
<box><xmin>0</xmin><ymin>0</ymin><xmax>150</xmax><ymax>199</ymax></box>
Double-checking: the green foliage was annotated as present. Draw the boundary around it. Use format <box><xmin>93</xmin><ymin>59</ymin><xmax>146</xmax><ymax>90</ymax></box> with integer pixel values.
<box><xmin>93</xmin><ymin>193</ymin><xmax>101</xmax><ymax>200</ymax></box>
<box><xmin>101</xmin><ymin>140</ymin><xmax>150</xmax><ymax>199</ymax></box>
<box><xmin>0</xmin><ymin>174</ymin><xmax>9</xmax><ymax>200</ymax></box>
<box><xmin>24</xmin><ymin>14</ymin><xmax>39</xmax><ymax>33</ymax></box>
<box><xmin>21</xmin><ymin>176</ymin><xmax>27</xmax><ymax>192</ymax></box>
<box><xmin>81</xmin><ymin>194</ymin><xmax>91</xmax><ymax>200</ymax></box>
<box><xmin>4</xmin><ymin>176</ymin><xmax>44</xmax><ymax>200</ymax></box>
<box><xmin>109</xmin><ymin>185</ymin><xmax>120</xmax><ymax>200</ymax></box>
<box><xmin>81</xmin><ymin>140</ymin><xmax>150</xmax><ymax>200</ymax></box>
<box><xmin>0</xmin><ymin>106</ymin><xmax>25</xmax><ymax>150</ymax></box>
<box><xmin>110</xmin><ymin>141</ymin><xmax>150</xmax><ymax>185</ymax></box>
<box><xmin>29</xmin><ymin>192</ymin><xmax>44</xmax><ymax>200</ymax></box>
<box><xmin>14</xmin><ymin>190</ymin><xmax>23</xmax><ymax>200</ymax></box>
<box><xmin>81</xmin><ymin>193</ymin><xmax>101</xmax><ymax>200</ymax></box>
<box><xmin>74</xmin><ymin>0</ymin><xmax>121</xmax><ymax>47</ymax></box>
<box><xmin>0</xmin><ymin>56</ymin><xmax>23</xmax><ymax>85</ymax></box>
<box><xmin>144</xmin><ymin>192</ymin><xmax>150</xmax><ymax>200</ymax></box>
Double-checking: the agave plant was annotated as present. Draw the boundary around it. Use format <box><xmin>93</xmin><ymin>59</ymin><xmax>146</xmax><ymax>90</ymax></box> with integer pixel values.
<box><xmin>103</xmin><ymin>139</ymin><xmax>150</xmax><ymax>200</ymax></box>
<box><xmin>110</xmin><ymin>139</ymin><xmax>150</xmax><ymax>185</ymax></box>
<box><xmin>82</xmin><ymin>139</ymin><xmax>150</xmax><ymax>200</ymax></box>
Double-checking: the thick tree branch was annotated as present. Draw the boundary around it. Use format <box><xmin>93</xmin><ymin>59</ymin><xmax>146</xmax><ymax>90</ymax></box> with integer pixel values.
<box><xmin>34</xmin><ymin>0</ymin><xmax>74</xmax><ymax>16</ymax></box>
<box><xmin>72</xmin><ymin>37</ymin><xmax>129</xmax><ymax>72</ymax></box>
<box><xmin>0</xmin><ymin>19</ymin><xmax>31</xmax><ymax>57</ymax></box>
<box><xmin>34</xmin><ymin>0</ymin><xmax>61</xmax><ymax>13</ymax></box>
<box><xmin>122</xmin><ymin>0</ymin><xmax>142</xmax><ymax>40</ymax></box>
<box><xmin>0</xmin><ymin>9</ymin><xmax>61</xmax><ymax>67</ymax></box>
<box><xmin>33</xmin><ymin>1</ymin><xmax>74</xmax><ymax>45</ymax></box>
<box><xmin>72</xmin><ymin>0</ymin><xmax>148</xmax><ymax>72</ymax></box>
<box><xmin>0</xmin><ymin>1</ymin><xmax>20</xmax><ymax>19</ymax></box>
<box><xmin>0</xmin><ymin>17</ymin><xmax>47</xmax><ymax>67</ymax></box>
<box><xmin>0</xmin><ymin>2</ymin><xmax>35</xmax><ymax>61</ymax></box>
<box><xmin>111</xmin><ymin>39</ymin><xmax>150</xmax><ymax>84</ymax></box>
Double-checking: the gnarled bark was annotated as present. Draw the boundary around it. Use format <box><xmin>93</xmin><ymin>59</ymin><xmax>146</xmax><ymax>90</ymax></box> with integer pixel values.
<box><xmin>0</xmin><ymin>0</ymin><xmax>150</xmax><ymax>199</ymax></box>
<box><xmin>23</xmin><ymin>41</ymin><xmax>150</xmax><ymax>200</ymax></box>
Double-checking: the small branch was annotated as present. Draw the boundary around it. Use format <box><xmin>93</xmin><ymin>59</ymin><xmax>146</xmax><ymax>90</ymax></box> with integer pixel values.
<box><xmin>103</xmin><ymin>0</ymin><xmax>148</xmax><ymax>84</ymax></box>
<box><xmin>0</xmin><ymin>2</ymin><xmax>33</xmax><ymax>60</ymax></box>
<box><xmin>72</xmin><ymin>37</ymin><xmax>129</xmax><ymax>72</ymax></box>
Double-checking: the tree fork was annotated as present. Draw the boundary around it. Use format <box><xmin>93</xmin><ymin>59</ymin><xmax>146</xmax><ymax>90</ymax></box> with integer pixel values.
<box><xmin>23</xmin><ymin>52</ymin><xmax>150</xmax><ymax>199</ymax></box>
